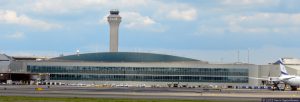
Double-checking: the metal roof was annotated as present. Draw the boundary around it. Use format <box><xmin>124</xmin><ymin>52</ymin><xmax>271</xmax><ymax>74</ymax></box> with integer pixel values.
<box><xmin>52</xmin><ymin>52</ymin><xmax>199</xmax><ymax>62</ymax></box>
<box><xmin>0</xmin><ymin>54</ymin><xmax>11</xmax><ymax>61</ymax></box>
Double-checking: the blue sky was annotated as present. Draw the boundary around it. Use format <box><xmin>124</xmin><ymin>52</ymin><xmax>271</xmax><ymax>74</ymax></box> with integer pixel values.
<box><xmin>0</xmin><ymin>0</ymin><xmax>300</xmax><ymax>64</ymax></box>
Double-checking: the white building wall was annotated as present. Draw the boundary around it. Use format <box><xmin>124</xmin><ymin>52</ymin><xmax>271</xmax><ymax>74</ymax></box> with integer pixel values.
<box><xmin>0</xmin><ymin>61</ymin><xmax>10</xmax><ymax>73</ymax></box>
<box><xmin>0</xmin><ymin>54</ymin><xmax>11</xmax><ymax>73</ymax></box>
<box><xmin>280</xmin><ymin>58</ymin><xmax>300</xmax><ymax>75</ymax></box>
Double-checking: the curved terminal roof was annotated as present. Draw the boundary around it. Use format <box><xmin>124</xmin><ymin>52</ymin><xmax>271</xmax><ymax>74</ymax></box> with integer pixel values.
<box><xmin>52</xmin><ymin>52</ymin><xmax>199</xmax><ymax>62</ymax></box>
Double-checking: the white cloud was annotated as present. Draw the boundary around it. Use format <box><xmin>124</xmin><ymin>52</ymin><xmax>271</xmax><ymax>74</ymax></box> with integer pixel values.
<box><xmin>121</xmin><ymin>12</ymin><xmax>156</xmax><ymax>28</ymax></box>
<box><xmin>222</xmin><ymin>0</ymin><xmax>280</xmax><ymax>6</ymax></box>
<box><xmin>195</xmin><ymin>12</ymin><xmax>300</xmax><ymax>35</ymax></box>
<box><xmin>100</xmin><ymin>11</ymin><xmax>165</xmax><ymax>32</ymax></box>
<box><xmin>157</xmin><ymin>3</ymin><xmax>197</xmax><ymax>21</ymax></box>
<box><xmin>30</xmin><ymin>0</ymin><xmax>109</xmax><ymax>13</ymax></box>
<box><xmin>16</xmin><ymin>0</ymin><xmax>198</xmax><ymax>33</ymax></box>
<box><xmin>225</xmin><ymin>13</ymin><xmax>300</xmax><ymax>33</ymax></box>
<box><xmin>167</xmin><ymin>8</ymin><xmax>197</xmax><ymax>21</ymax></box>
<box><xmin>225</xmin><ymin>13</ymin><xmax>300</xmax><ymax>26</ymax></box>
<box><xmin>226</xmin><ymin>21</ymin><xmax>272</xmax><ymax>34</ymax></box>
<box><xmin>20</xmin><ymin>0</ymin><xmax>197</xmax><ymax>21</ymax></box>
<box><xmin>26</xmin><ymin>0</ymin><xmax>149</xmax><ymax>14</ymax></box>
<box><xmin>5</xmin><ymin>32</ymin><xmax>24</xmax><ymax>39</ymax></box>
<box><xmin>99</xmin><ymin>14</ymin><xmax>109</xmax><ymax>24</ymax></box>
<box><xmin>0</xmin><ymin>10</ymin><xmax>62</xmax><ymax>30</ymax></box>
<box><xmin>196</xmin><ymin>25</ymin><xmax>225</xmax><ymax>35</ymax></box>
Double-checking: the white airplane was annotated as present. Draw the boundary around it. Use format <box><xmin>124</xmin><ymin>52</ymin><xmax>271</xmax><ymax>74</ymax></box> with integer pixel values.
<box><xmin>251</xmin><ymin>58</ymin><xmax>300</xmax><ymax>91</ymax></box>
<box><xmin>277</xmin><ymin>58</ymin><xmax>300</xmax><ymax>91</ymax></box>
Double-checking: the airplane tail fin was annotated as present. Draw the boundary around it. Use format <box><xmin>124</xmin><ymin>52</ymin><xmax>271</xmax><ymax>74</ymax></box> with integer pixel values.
<box><xmin>278</xmin><ymin>58</ymin><xmax>288</xmax><ymax>76</ymax></box>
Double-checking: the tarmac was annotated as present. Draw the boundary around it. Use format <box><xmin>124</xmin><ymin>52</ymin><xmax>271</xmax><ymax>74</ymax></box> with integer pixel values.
<box><xmin>1</xmin><ymin>85</ymin><xmax>300</xmax><ymax>102</ymax></box>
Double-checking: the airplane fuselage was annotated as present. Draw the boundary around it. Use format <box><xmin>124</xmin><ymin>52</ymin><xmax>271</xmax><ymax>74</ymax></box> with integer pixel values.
<box><xmin>281</xmin><ymin>75</ymin><xmax>300</xmax><ymax>87</ymax></box>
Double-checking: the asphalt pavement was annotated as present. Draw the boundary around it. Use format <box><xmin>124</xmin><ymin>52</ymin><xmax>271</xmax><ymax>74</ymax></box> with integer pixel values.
<box><xmin>1</xmin><ymin>85</ymin><xmax>300</xmax><ymax>102</ymax></box>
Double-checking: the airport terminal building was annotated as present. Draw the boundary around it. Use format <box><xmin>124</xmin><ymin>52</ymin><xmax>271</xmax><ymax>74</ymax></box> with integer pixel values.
<box><xmin>0</xmin><ymin>52</ymin><xmax>283</xmax><ymax>87</ymax></box>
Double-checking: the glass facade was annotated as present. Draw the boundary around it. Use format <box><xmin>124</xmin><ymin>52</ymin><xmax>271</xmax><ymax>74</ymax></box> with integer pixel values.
<box><xmin>27</xmin><ymin>65</ymin><xmax>249</xmax><ymax>83</ymax></box>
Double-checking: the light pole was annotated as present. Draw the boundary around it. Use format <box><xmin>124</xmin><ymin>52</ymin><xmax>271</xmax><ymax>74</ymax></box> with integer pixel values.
<box><xmin>47</xmin><ymin>73</ymin><xmax>50</xmax><ymax>88</ymax></box>
<box><xmin>8</xmin><ymin>68</ymin><xmax>11</xmax><ymax>85</ymax></box>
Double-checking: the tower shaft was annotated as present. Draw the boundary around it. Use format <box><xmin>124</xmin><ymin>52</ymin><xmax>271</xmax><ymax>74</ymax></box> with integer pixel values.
<box><xmin>109</xmin><ymin>22</ymin><xmax>120</xmax><ymax>52</ymax></box>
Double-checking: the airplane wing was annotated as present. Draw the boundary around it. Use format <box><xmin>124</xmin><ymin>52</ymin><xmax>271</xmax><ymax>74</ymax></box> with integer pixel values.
<box><xmin>281</xmin><ymin>77</ymin><xmax>296</xmax><ymax>81</ymax></box>
<box><xmin>248</xmin><ymin>77</ymin><xmax>269</xmax><ymax>80</ymax></box>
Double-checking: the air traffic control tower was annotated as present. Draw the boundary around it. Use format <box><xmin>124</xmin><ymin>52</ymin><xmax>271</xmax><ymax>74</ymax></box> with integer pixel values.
<box><xmin>107</xmin><ymin>9</ymin><xmax>122</xmax><ymax>52</ymax></box>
